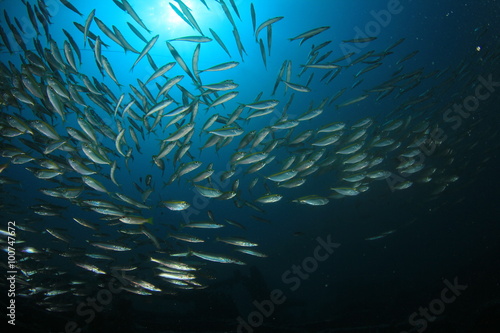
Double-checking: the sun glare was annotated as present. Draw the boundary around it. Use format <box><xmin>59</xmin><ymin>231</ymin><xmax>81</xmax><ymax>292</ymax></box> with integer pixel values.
<box><xmin>148</xmin><ymin>0</ymin><xmax>199</xmax><ymax>34</ymax></box>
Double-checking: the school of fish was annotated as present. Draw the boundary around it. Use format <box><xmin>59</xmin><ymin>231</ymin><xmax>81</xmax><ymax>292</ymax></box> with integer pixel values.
<box><xmin>0</xmin><ymin>0</ymin><xmax>499</xmax><ymax>311</ymax></box>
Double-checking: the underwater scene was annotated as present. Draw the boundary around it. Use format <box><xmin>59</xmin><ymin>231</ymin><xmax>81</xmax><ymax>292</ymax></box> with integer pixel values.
<box><xmin>1</xmin><ymin>0</ymin><xmax>500</xmax><ymax>332</ymax></box>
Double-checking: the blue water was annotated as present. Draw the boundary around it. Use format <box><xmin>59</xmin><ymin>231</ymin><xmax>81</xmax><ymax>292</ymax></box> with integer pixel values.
<box><xmin>1</xmin><ymin>0</ymin><xmax>500</xmax><ymax>332</ymax></box>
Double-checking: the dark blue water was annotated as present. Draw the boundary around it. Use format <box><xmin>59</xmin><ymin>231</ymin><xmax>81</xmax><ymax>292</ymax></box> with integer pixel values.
<box><xmin>1</xmin><ymin>0</ymin><xmax>500</xmax><ymax>332</ymax></box>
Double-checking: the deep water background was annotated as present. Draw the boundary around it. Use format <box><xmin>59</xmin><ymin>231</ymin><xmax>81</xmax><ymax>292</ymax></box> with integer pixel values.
<box><xmin>1</xmin><ymin>0</ymin><xmax>500</xmax><ymax>332</ymax></box>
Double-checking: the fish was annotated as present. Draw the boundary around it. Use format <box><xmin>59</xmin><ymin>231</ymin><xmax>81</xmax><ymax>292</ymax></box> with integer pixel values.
<box><xmin>82</xmin><ymin>175</ymin><xmax>109</xmax><ymax>193</ymax></box>
<box><xmin>89</xmin><ymin>241</ymin><xmax>132</xmax><ymax>252</ymax></box>
<box><xmin>336</xmin><ymin>142</ymin><xmax>364</xmax><ymax>155</ymax></box>
<box><xmin>289</xmin><ymin>26</ymin><xmax>330</xmax><ymax>44</ymax></box>
<box><xmin>279</xmin><ymin>178</ymin><xmax>306</xmax><ymax>188</ymax></box>
<box><xmin>176</xmin><ymin>161</ymin><xmax>203</xmax><ymax>177</ymax></box>
<box><xmin>127</xmin><ymin>22</ymin><xmax>148</xmax><ymax>43</ymax></box>
<box><xmin>386</xmin><ymin>38</ymin><xmax>406</xmax><ymax>52</ymax></box>
<box><xmin>297</xmin><ymin>109</ymin><xmax>323</xmax><ymax>121</ymax></box>
<box><xmin>156</xmin><ymin>75</ymin><xmax>184</xmax><ymax>99</ymax></box>
<box><xmin>266</xmin><ymin>169</ymin><xmax>298</xmax><ymax>182</ymax></box>
<box><xmin>101</xmin><ymin>56</ymin><xmax>121</xmax><ymax>87</ymax></box>
<box><xmin>169</xmin><ymin>36</ymin><xmax>213</xmax><ymax>43</ymax></box>
<box><xmin>201</xmin><ymin>80</ymin><xmax>239</xmax><ymax>92</ymax></box>
<box><xmin>303</xmin><ymin>63</ymin><xmax>341</xmax><ymax>69</ymax></box>
<box><xmin>255</xmin><ymin>16</ymin><xmax>284</xmax><ymax>41</ymax></box>
<box><xmin>255</xmin><ymin>194</ymin><xmax>283</xmax><ymax>203</ymax></box>
<box><xmin>208</xmin><ymin>91</ymin><xmax>239</xmax><ymax>109</ymax></box>
<box><xmin>131</xmin><ymin>35</ymin><xmax>159</xmax><ymax>71</ymax></box>
<box><xmin>146</xmin><ymin>62</ymin><xmax>176</xmax><ymax>84</ymax></box>
<box><xmin>283</xmin><ymin>81</ymin><xmax>311</xmax><ymax>93</ymax></box>
<box><xmin>194</xmin><ymin>185</ymin><xmax>223</xmax><ymax>198</ymax></box>
<box><xmin>145</xmin><ymin>100</ymin><xmax>175</xmax><ymax>118</ymax></box>
<box><xmin>343</xmin><ymin>37</ymin><xmax>377</xmax><ymax>43</ymax></box>
<box><xmin>165</xmin><ymin>122</ymin><xmax>195</xmax><ymax>141</ymax></box>
<box><xmin>209</xmin><ymin>28</ymin><xmax>231</xmax><ymax>57</ymax></box>
<box><xmin>183</xmin><ymin>221</ymin><xmax>224</xmax><ymax>229</ymax></box>
<box><xmin>190</xmin><ymin>250</ymin><xmax>245</xmax><ymax>265</ymax></box>
<box><xmin>29</xmin><ymin>120</ymin><xmax>61</xmax><ymax>140</ymax></box>
<box><xmin>245</xmin><ymin>99</ymin><xmax>279</xmax><ymax>110</ymax></box>
<box><xmin>292</xmin><ymin>195</ymin><xmax>329</xmax><ymax>206</ymax></box>
<box><xmin>73</xmin><ymin>218</ymin><xmax>98</xmax><ymax>230</ymax></box>
<box><xmin>112</xmin><ymin>25</ymin><xmax>141</xmax><ymax>53</ymax></box>
<box><xmin>397</xmin><ymin>50</ymin><xmax>419</xmax><ymax>64</ymax></box>
<box><xmin>235</xmin><ymin>248</ymin><xmax>268</xmax><ymax>257</ymax></box>
<box><xmin>355</xmin><ymin>63</ymin><xmax>382</xmax><ymax>78</ymax></box>
<box><xmin>168</xmin><ymin>233</ymin><xmax>205</xmax><ymax>243</ymax></box>
<box><xmin>259</xmin><ymin>38</ymin><xmax>267</xmax><ymax>69</ymax></box>
<box><xmin>267</xmin><ymin>24</ymin><xmax>273</xmax><ymax>56</ymax></box>
<box><xmin>199</xmin><ymin>0</ymin><xmax>210</xmax><ymax>10</ymax></box>
<box><xmin>114</xmin><ymin>192</ymin><xmax>151</xmax><ymax>209</ymax></box>
<box><xmin>121</xmin><ymin>0</ymin><xmax>151</xmax><ymax>33</ymax></box>
<box><xmin>169</xmin><ymin>2</ymin><xmax>194</xmax><ymax>29</ymax></box>
<box><xmin>232</xmin><ymin>28</ymin><xmax>246</xmax><ymax>60</ymax></box>
<box><xmin>75</xmin><ymin>263</ymin><xmax>106</xmax><ymax>275</ymax></box>
<box><xmin>365</xmin><ymin>230</ymin><xmax>396</xmax><ymax>241</ymax></box>
<box><xmin>311</xmin><ymin>133</ymin><xmax>342</xmax><ymax>147</ymax></box>
<box><xmin>166</xmin><ymin>42</ymin><xmax>197</xmax><ymax>82</ymax></box>
<box><xmin>218</xmin><ymin>0</ymin><xmax>237</xmax><ymax>29</ymax></box>
<box><xmin>234</xmin><ymin>152</ymin><xmax>269</xmax><ymax>165</ymax></box>
<box><xmin>216</xmin><ymin>236</ymin><xmax>258</xmax><ymax>247</ymax></box>
<box><xmin>200</xmin><ymin>61</ymin><xmax>239</xmax><ymax>72</ymax></box>
<box><xmin>33</xmin><ymin>169</ymin><xmax>63</xmax><ymax>179</ymax></box>
<box><xmin>161</xmin><ymin>201</ymin><xmax>190</xmax><ymax>211</ymax></box>
<box><xmin>209</xmin><ymin>127</ymin><xmax>244</xmax><ymax>137</ymax></box>
<box><xmin>336</xmin><ymin>94</ymin><xmax>369</xmax><ymax>109</ymax></box>
<box><xmin>250</xmin><ymin>3</ymin><xmax>256</xmax><ymax>33</ymax></box>
<box><xmin>83</xmin><ymin>9</ymin><xmax>96</xmax><ymax>46</ymax></box>
<box><xmin>177</xmin><ymin>0</ymin><xmax>203</xmax><ymax>34</ymax></box>
<box><xmin>228</xmin><ymin>0</ymin><xmax>241</xmax><ymax>20</ymax></box>
<box><xmin>60</xmin><ymin>0</ymin><xmax>82</xmax><ymax>16</ymax></box>
<box><xmin>331</xmin><ymin>187</ymin><xmax>360</xmax><ymax>196</ymax></box>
